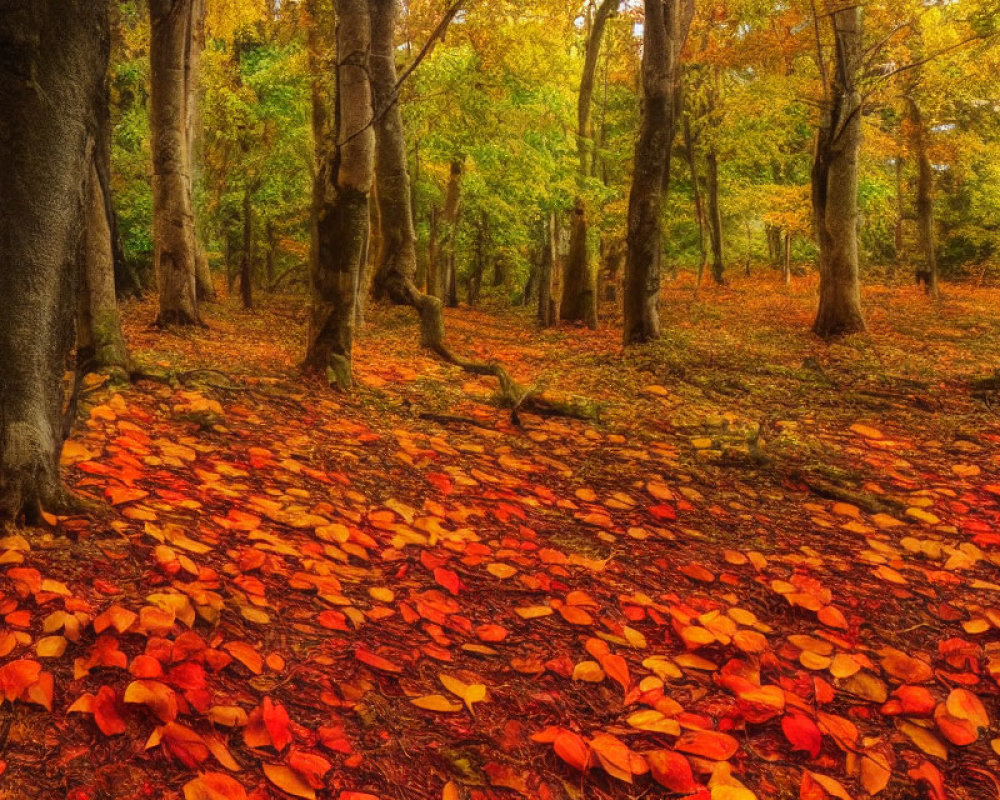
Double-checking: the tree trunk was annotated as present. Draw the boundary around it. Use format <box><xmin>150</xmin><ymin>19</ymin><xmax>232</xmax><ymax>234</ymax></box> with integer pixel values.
<box><xmin>623</xmin><ymin>0</ymin><xmax>694</xmax><ymax>344</ymax></box>
<box><xmin>151</xmin><ymin>0</ymin><xmax>201</xmax><ymax>325</ymax></box>
<box><xmin>427</xmin><ymin>207</ymin><xmax>440</xmax><ymax>297</ymax></box>
<box><xmin>892</xmin><ymin>154</ymin><xmax>903</xmax><ymax>285</ymax></box>
<box><xmin>907</xmin><ymin>95</ymin><xmax>938</xmax><ymax>298</ymax></box>
<box><xmin>0</xmin><ymin>0</ymin><xmax>109</xmax><ymax>522</ymax></box>
<box><xmin>440</xmin><ymin>159</ymin><xmax>463</xmax><ymax>307</ymax></box>
<box><xmin>811</xmin><ymin>3</ymin><xmax>865</xmax><ymax>337</ymax></box>
<box><xmin>561</xmin><ymin>199</ymin><xmax>598</xmax><ymax>326</ymax></box>
<box><xmin>683</xmin><ymin>116</ymin><xmax>708</xmax><ymax>284</ymax></box>
<box><xmin>79</xmin><ymin>66</ymin><xmax>130</xmax><ymax>374</ymax></box>
<box><xmin>784</xmin><ymin>231</ymin><xmax>792</xmax><ymax>286</ymax></box>
<box><xmin>188</xmin><ymin>0</ymin><xmax>215</xmax><ymax>302</ymax></box>
<box><xmin>304</xmin><ymin>0</ymin><xmax>374</xmax><ymax>389</ymax></box>
<box><xmin>706</xmin><ymin>147</ymin><xmax>725</xmax><ymax>284</ymax></box>
<box><xmin>538</xmin><ymin>212</ymin><xmax>558</xmax><ymax>327</ymax></box>
<box><xmin>239</xmin><ymin>186</ymin><xmax>254</xmax><ymax>309</ymax></box>
<box><xmin>79</xmin><ymin>160</ymin><xmax>130</xmax><ymax>374</ymax></box>
<box><xmin>563</xmin><ymin>0</ymin><xmax>615</xmax><ymax>328</ymax></box>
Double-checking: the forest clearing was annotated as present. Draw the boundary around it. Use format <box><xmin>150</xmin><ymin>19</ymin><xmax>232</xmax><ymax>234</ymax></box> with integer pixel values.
<box><xmin>2</xmin><ymin>1</ymin><xmax>1000</xmax><ymax>799</ymax></box>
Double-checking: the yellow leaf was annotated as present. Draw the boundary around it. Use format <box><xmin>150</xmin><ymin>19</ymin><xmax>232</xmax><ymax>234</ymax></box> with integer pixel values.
<box><xmin>572</xmin><ymin>660</ymin><xmax>605</xmax><ymax>682</ymax></box>
<box><xmin>899</xmin><ymin>721</ymin><xmax>948</xmax><ymax>759</ymax></box>
<box><xmin>411</xmin><ymin>694</ymin><xmax>462</xmax><ymax>712</ymax></box>
<box><xmin>36</xmin><ymin>635</ymin><xmax>67</xmax><ymax>658</ymax></box>
<box><xmin>263</xmin><ymin>764</ymin><xmax>316</xmax><ymax>800</ymax></box>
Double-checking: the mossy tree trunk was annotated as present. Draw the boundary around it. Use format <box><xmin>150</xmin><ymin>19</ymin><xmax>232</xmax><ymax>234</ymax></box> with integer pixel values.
<box><xmin>623</xmin><ymin>0</ymin><xmax>694</xmax><ymax>344</ymax></box>
<box><xmin>304</xmin><ymin>0</ymin><xmax>374</xmax><ymax>389</ymax></box>
<box><xmin>0</xmin><ymin>0</ymin><xmax>109</xmax><ymax>522</ymax></box>
<box><xmin>811</xmin><ymin>2</ymin><xmax>865</xmax><ymax>338</ymax></box>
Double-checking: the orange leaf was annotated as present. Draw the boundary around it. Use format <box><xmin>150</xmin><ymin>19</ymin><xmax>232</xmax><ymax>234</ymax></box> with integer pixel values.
<box><xmin>647</xmin><ymin>749</ymin><xmax>698</xmax><ymax>794</ymax></box>
<box><xmin>674</xmin><ymin>730</ymin><xmax>739</xmax><ymax>761</ymax></box>
<box><xmin>553</xmin><ymin>729</ymin><xmax>591</xmax><ymax>771</ymax></box>
<box><xmin>262</xmin><ymin>697</ymin><xmax>292</xmax><ymax>752</ymax></box>
<box><xmin>264</xmin><ymin>764</ymin><xmax>316</xmax><ymax>800</ymax></box>
<box><xmin>94</xmin><ymin>685</ymin><xmax>126</xmax><ymax>736</ymax></box>
<box><xmin>183</xmin><ymin>772</ymin><xmax>248</xmax><ymax>800</ymax></box>
<box><xmin>355</xmin><ymin>647</ymin><xmax>402</xmax><ymax>673</ymax></box>
<box><xmin>223</xmin><ymin>641</ymin><xmax>263</xmax><ymax>675</ymax></box>
<box><xmin>288</xmin><ymin>750</ymin><xmax>333</xmax><ymax>790</ymax></box>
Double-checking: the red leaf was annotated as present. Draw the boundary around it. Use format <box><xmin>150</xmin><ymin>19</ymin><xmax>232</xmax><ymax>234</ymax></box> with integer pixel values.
<box><xmin>94</xmin><ymin>685</ymin><xmax>126</xmax><ymax>736</ymax></box>
<box><xmin>289</xmin><ymin>749</ymin><xmax>333</xmax><ymax>790</ymax></box>
<box><xmin>647</xmin><ymin>749</ymin><xmax>698</xmax><ymax>793</ymax></box>
<box><xmin>262</xmin><ymin>697</ymin><xmax>292</xmax><ymax>751</ymax></box>
<box><xmin>782</xmin><ymin>712</ymin><xmax>822</xmax><ymax>759</ymax></box>
<box><xmin>434</xmin><ymin>567</ymin><xmax>461</xmax><ymax>595</ymax></box>
<box><xmin>354</xmin><ymin>647</ymin><xmax>402</xmax><ymax>673</ymax></box>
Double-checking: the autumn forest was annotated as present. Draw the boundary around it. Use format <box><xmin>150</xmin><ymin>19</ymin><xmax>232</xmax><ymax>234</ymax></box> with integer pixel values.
<box><xmin>1</xmin><ymin>0</ymin><xmax>1000</xmax><ymax>799</ymax></box>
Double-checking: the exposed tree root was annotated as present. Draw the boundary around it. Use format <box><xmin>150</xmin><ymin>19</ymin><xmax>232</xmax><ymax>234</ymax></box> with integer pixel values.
<box><xmin>377</xmin><ymin>275</ymin><xmax>599</xmax><ymax>421</ymax></box>
<box><xmin>790</xmin><ymin>469</ymin><xmax>905</xmax><ymax>515</ymax></box>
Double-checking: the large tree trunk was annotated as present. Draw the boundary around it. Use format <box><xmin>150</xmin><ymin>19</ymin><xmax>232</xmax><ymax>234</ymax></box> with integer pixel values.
<box><xmin>811</xmin><ymin>3</ymin><xmax>865</xmax><ymax>337</ymax></box>
<box><xmin>623</xmin><ymin>0</ymin><xmax>693</xmax><ymax>344</ymax></box>
<box><xmin>562</xmin><ymin>0</ymin><xmax>615</xmax><ymax>328</ymax></box>
<box><xmin>706</xmin><ymin>147</ymin><xmax>725</xmax><ymax>284</ymax></box>
<box><xmin>907</xmin><ymin>94</ymin><xmax>938</xmax><ymax>299</ymax></box>
<box><xmin>0</xmin><ymin>0</ymin><xmax>109</xmax><ymax>522</ymax></box>
<box><xmin>304</xmin><ymin>0</ymin><xmax>375</xmax><ymax>389</ymax></box>
<box><xmin>151</xmin><ymin>0</ymin><xmax>201</xmax><ymax>325</ymax></box>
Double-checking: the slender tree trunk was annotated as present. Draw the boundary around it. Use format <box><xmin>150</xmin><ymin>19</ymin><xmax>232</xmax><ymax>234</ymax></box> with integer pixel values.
<box><xmin>0</xmin><ymin>0</ymin><xmax>109</xmax><ymax>522</ymax></box>
<box><xmin>151</xmin><ymin>0</ymin><xmax>200</xmax><ymax>325</ymax></box>
<box><xmin>811</xmin><ymin>3</ymin><xmax>865</xmax><ymax>337</ymax></box>
<box><xmin>907</xmin><ymin>95</ymin><xmax>938</xmax><ymax>299</ymax></box>
<box><xmin>304</xmin><ymin>0</ymin><xmax>374</xmax><ymax>389</ymax></box>
<box><xmin>892</xmin><ymin>154</ymin><xmax>903</xmax><ymax>285</ymax></box>
<box><xmin>706</xmin><ymin>147</ymin><xmax>725</xmax><ymax>284</ymax></box>
<box><xmin>188</xmin><ymin>0</ymin><xmax>215</xmax><ymax>302</ymax></box>
<box><xmin>265</xmin><ymin>221</ymin><xmax>277</xmax><ymax>288</ymax></box>
<box><xmin>427</xmin><ymin>207</ymin><xmax>440</xmax><ymax>297</ymax></box>
<box><xmin>563</xmin><ymin>0</ymin><xmax>615</xmax><ymax>328</ymax></box>
<box><xmin>784</xmin><ymin>231</ymin><xmax>792</xmax><ymax>286</ymax></box>
<box><xmin>683</xmin><ymin>116</ymin><xmax>708</xmax><ymax>284</ymax></box>
<box><xmin>80</xmin><ymin>67</ymin><xmax>130</xmax><ymax>373</ymax></box>
<box><xmin>623</xmin><ymin>0</ymin><xmax>694</xmax><ymax>344</ymax></box>
<box><xmin>538</xmin><ymin>212</ymin><xmax>557</xmax><ymax>327</ymax></box>
<box><xmin>79</xmin><ymin>160</ymin><xmax>130</xmax><ymax>374</ymax></box>
<box><xmin>240</xmin><ymin>186</ymin><xmax>254</xmax><ymax>309</ymax></box>
<box><xmin>440</xmin><ymin>159</ymin><xmax>463</xmax><ymax>307</ymax></box>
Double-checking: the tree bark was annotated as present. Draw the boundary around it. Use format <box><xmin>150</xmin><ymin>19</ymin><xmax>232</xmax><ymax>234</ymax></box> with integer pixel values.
<box><xmin>239</xmin><ymin>186</ymin><xmax>254</xmax><ymax>309</ymax></box>
<box><xmin>706</xmin><ymin>147</ymin><xmax>725</xmax><ymax>284</ymax></box>
<box><xmin>561</xmin><ymin>199</ymin><xmax>598</xmax><ymax>326</ymax></box>
<box><xmin>623</xmin><ymin>0</ymin><xmax>694</xmax><ymax>344</ymax></box>
<box><xmin>439</xmin><ymin>159</ymin><xmax>463</xmax><ymax>307</ymax></box>
<box><xmin>811</xmin><ymin>3</ymin><xmax>865</xmax><ymax>337</ymax></box>
<box><xmin>683</xmin><ymin>115</ymin><xmax>708</xmax><ymax>284</ymax></box>
<box><xmin>151</xmin><ymin>0</ymin><xmax>201</xmax><ymax>325</ymax></box>
<box><xmin>0</xmin><ymin>0</ymin><xmax>109</xmax><ymax>522</ymax></box>
<box><xmin>79</xmin><ymin>160</ymin><xmax>130</xmax><ymax>374</ymax></box>
<box><xmin>538</xmin><ymin>212</ymin><xmax>558</xmax><ymax>327</ymax></box>
<box><xmin>907</xmin><ymin>94</ymin><xmax>938</xmax><ymax>298</ymax></box>
<box><xmin>188</xmin><ymin>0</ymin><xmax>215</xmax><ymax>302</ymax></box>
<box><xmin>563</xmin><ymin>0</ymin><xmax>615</xmax><ymax>328</ymax></box>
<box><xmin>304</xmin><ymin>0</ymin><xmax>374</xmax><ymax>389</ymax></box>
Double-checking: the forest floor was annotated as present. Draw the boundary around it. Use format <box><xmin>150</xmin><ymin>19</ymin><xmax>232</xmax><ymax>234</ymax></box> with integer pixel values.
<box><xmin>4</xmin><ymin>274</ymin><xmax>1000</xmax><ymax>800</ymax></box>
